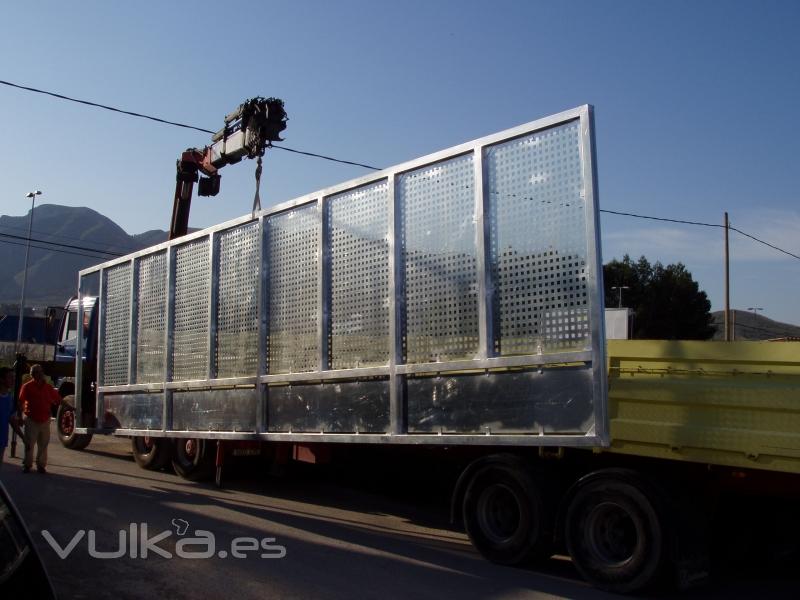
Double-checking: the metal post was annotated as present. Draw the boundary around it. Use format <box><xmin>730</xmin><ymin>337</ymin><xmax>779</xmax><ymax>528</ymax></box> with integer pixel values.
<box><xmin>318</xmin><ymin>198</ymin><xmax>330</xmax><ymax>372</ymax></box>
<box><xmin>724</xmin><ymin>212</ymin><xmax>730</xmax><ymax>341</ymax></box>
<box><xmin>256</xmin><ymin>216</ymin><xmax>268</xmax><ymax>433</ymax></box>
<box><xmin>16</xmin><ymin>191</ymin><xmax>41</xmax><ymax>349</ymax></box>
<box><xmin>207</xmin><ymin>233</ymin><xmax>218</xmax><ymax>380</ymax></box>
<box><xmin>163</xmin><ymin>247</ymin><xmax>176</xmax><ymax>431</ymax></box>
<box><xmin>474</xmin><ymin>148</ymin><xmax>494</xmax><ymax>359</ymax></box>
<box><xmin>387</xmin><ymin>174</ymin><xmax>406</xmax><ymax>435</ymax></box>
<box><xmin>128</xmin><ymin>259</ymin><xmax>139</xmax><ymax>384</ymax></box>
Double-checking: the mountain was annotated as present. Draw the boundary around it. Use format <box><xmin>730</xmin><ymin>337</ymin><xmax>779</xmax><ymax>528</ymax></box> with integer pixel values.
<box><xmin>711</xmin><ymin>310</ymin><xmax>800</xmax><ymax>341</ymax></box>
<box><xmin>0</xmin><ymin>204</ymin><xmax>171</xmax><ymax>308</ymax></box>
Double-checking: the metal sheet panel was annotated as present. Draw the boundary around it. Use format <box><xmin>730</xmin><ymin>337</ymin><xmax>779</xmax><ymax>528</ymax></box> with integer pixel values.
<box><xmin>266</xmin><ymin>205</ymin><xmax>319</xmax><ymax>373</ymax></box>
<box><xmin>328</xmin><ymin>181</ymin><xmax>391</xmax><ymax>369</ymax></box>
<box><xmin>399</xmin><ymin>154</ymin><xmax>479</xmax><ymax>363</ymax></box>
<box><xmin>407</xmin><ymin>367</ymin><xmax>594</xmax><ymax>434</ymax></box>
<box><xmin>102</xmin><ymin>393</ymin><xmax>163</xmax><ymax>430</ymax></box>
<box><xmin>172</xmin><ymin>238</ymin><xmax>210</xmax><ymax>380</ymax></box>
<box><xmin>215</xmin><ymin>223</ymin><xmax>260</xmax><ymax>378</ymax></box>
<box><xmin>101</xmin><ymin>263</ymin><xmax>132</xmax><ymax>385</ymax></box>
<box><xmin>486</xmin><ymin>120</ymin><xmax>590</xmax><ymax>355</ymax></box>
<box><xmin>135</xmin><ymin>251</ymin><xmax>167</xmax><ymax>383</ymax></box>
<box><xmin>173</xmin><ymin>388</ymin><xmax>257</xmax><ymax>431</ymax></box>
<box><xmin>85</xmin><ymin>105</ymin><xmax>607</xmax><ymax>447</ymax></box>
<box><xmin>267</xmin><ymin>380</ymin><xmax>390</xmax><ymax>433</ymax></box>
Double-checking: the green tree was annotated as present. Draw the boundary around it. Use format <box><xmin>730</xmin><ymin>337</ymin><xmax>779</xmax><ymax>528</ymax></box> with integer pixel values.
<box><xmin>604</xmin><ymin>255</ymin><xmax>715</xmax><ymax>340</ymax></box>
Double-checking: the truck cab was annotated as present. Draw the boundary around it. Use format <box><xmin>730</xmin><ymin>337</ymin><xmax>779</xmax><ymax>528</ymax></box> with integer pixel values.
<box><xmin>50</xmin><ymin>296</ymin><xmax>99</xmax><ymax>449</ymax></box>
<box><xmin>54</xmin><ymin>296</ymin><xmax>98</xmax><ymax>363</ymax></box>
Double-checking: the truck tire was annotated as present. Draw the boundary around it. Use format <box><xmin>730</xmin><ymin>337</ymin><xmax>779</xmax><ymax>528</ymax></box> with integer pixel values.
<box><xmin>462</xmin><ymin>460</ymin><xmax>552</xmax><ymax>565</ymax></box>
<box><xmin>564</xmin><ymin>471</ymin><xmax>666</xmax><ymax>594</ymax></box>
<box><xmin>131</xmin><ymin>436</ymin><xmax>172</xmax><ymax>470</ymax></box>
<box><xmin>56</xmin><ymin>401</ymin><xmax>93</xmax><ymax>450</ymax></box>
<box><xmin>171</xmin><ymin>438</ymin><xmax>214</xmax><ymax>482</ymax></box>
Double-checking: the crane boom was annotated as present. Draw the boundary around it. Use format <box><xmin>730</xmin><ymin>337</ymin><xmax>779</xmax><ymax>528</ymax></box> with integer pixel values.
<box><xmin>169</xmin><ymin>97</ymin><xmax>287</xmax><ymax>239</ymax></box>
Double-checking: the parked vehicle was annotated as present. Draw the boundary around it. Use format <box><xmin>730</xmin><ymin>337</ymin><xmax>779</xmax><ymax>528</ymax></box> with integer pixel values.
<box><xmin>0</xmin><ymin>481</ymin><xmax>57</xmax><ymax>599</ymax></box>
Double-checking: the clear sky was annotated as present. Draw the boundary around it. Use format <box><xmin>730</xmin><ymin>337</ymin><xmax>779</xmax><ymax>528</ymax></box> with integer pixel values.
<box><xmin>1</xmin><ymin>0</ymin><xmax>798</xmax><ymax>324</ymax></box>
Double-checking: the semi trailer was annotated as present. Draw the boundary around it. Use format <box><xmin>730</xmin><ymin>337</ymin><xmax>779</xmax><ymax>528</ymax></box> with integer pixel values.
<box><xmin>46</xmin><ymin>105</ymin><xmax>799</xmax><ymax>593</ymax></box>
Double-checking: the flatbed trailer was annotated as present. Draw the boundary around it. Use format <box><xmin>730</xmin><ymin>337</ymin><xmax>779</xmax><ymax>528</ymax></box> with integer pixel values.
<box><xmin>48</xmin><ymin>105</ymin><xmax>799</xmax><ymax>593</ymax></box>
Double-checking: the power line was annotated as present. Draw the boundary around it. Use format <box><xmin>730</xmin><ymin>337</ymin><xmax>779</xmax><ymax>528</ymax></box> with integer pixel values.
<box><xmin>0</xmin><ymin>237</ymin><xmax>115</xmax><ymax>261</ymax></box>
<box><xmin>269</xmin><ymin>144</ymin><xmax>380</xmax><ymax>171</ymax></box>
<box><xmin>0</xmin><ymin>231</ymin><xmax>121</xmax><ymax>257</ymax></box>
<box><xmin>0</xmin><ymin>223</ymin><xmax>142</xmax><ymax>253</ymax></box>
<box><xmin>600</xmin><ymin>208</ymin><xmax>800</xmax><ymax>262</ymax></box>
<box><xmin>0</xmin><ymin>79</ymin><xmax>214</xmax><ymax>135</ymax></box>
<box><xmin>2</xmin><ymin>78</ymin><xmax>797</xmax><ymax>258</ymax></box>
<box><xmin>599</xmin><ymin>209</ymin><xmax>722</xmax><ymax>228</ymax></box>
<box><xmin>0</xmin><ymin>78</ymin><xmax>381</xmax><ymax>171</ymax></box>
<box><xmin>728</xmin><ymin>226</ymin><xmax>800</xmax><ymax>261</ymax></box>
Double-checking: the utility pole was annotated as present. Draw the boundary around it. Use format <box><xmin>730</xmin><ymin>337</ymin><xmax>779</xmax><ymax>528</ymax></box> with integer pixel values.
<box><xmin>724</xmin><ymin>212</ymin><xmax>730</xmax><ymax>341</ymax></box>
<box><xmin>16</xmin><ymin>190</ymin><xmax>42</xmax><ymax>350</ymax></box>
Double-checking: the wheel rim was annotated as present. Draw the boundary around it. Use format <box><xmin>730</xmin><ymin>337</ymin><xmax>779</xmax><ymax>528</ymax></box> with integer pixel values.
<box><xmin>60</xmin><ymin>408</ymin><xmax>75</xmax><ymax>436</ymax></box>
<box><xmin>184</xmin><ymin>439</ymin><xmax>197</xmax><ymax>460</ymax></box>
<box><xmin>139</xmin><ymin>436</ymin><xmax>154</xmax><ymax>452</ymax></box>
<box><xmin>585</xmin><ymin>501</ymin><xmax>640</xmax><ymax>567</ymax></box>
<box><xmin>476</xmin><ymin>483</ymin><xmax>522</xmax><ymax>544</ymax></box>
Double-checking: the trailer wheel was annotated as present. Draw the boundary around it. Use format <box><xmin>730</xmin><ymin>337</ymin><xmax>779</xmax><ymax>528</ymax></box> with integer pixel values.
<box><xmin>564</xmin><ymin>473</ymin><xmax>665</xmax><ymax>593</ymax></box>
<box><xmin>171</xmin><ymin>438</ymin><xmax>213</xmax><ymax>482</ymax></box>
<box><xmin>131</xmin><ymin>436</ymin><xmax>172</xmax><ymax>470</ymax></box>
<box><xmin>462</xmin><ymin>461</ymin><xmax>552</xmax><ymax>565</ymax></box>
<box><xmin>56</xmin><ymin>402</ymin><xmax>92</xmax><ymax>450</ymax></box>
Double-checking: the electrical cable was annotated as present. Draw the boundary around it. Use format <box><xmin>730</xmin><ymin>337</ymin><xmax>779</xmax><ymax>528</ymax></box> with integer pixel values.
<box><xmin>600</xmin><ymin>209</ymin><xmax>800</xmax><ymax>262</ymax></box>
<box><xmin>0</xmin><ymin>237</ymin><xmax>116</xmax><ymax>261</ymax></box>
<box><xmin>0</xmin><ymin>231</ymin><xmax>121</xmax><ymax>257</ymax></box>
<box><xmin>599</xmin><ymin>209</ymin><xmax>722</xmax><ymax>228</ymax></box>
<box><xmin>0</xmin><ymin>78</ymin><xmax>381</xmax><ymax>170</ymax></box>
<box><xmin>3</xmin><ymin>79</ymin><xmax>797</xmax><ymax>258</ymax></box>
<box><xmin>728</xmin><ymin>226</ymin><xmax>800</xmax><ymax>261</ymax></box>
<box><xmin>268</xmin><ymin>144</ymin><xmax>380</xmax><ymax>170</ymax></box>
<box><xmin>0</xmin><ymin>223</ymin><xmax>142</xmax><ymax>253</ymax></box>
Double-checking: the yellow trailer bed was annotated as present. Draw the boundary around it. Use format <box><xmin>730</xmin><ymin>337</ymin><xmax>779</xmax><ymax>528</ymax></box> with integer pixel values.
<box><xmin>606</xmin><ymin>340</ymin><xmax>800</xmax><ymax>475</ymax></box>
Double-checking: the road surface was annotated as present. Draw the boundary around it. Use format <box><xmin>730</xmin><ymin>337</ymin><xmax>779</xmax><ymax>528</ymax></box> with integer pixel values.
<box><xmin>1</xmin><ymin>426</ymin><xmax>796</xmax><ymax>599</ymax></box>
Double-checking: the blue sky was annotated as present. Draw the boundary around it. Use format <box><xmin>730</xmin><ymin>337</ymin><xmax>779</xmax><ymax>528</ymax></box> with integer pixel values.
<box><xmin>1</xmin><ymin>0</ymin><xmax>798</xmax><ymax>323</ymax></box>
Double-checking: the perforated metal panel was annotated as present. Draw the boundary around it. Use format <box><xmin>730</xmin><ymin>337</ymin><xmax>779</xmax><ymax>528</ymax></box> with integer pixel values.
<box><xmin>216</xmin><ymin>223</ymin><xmax>260</xmax><ymax>378</ymax></box>
<box><xmin>266</xmin><ymin>206</ymin><xmax>319</xmax><ymax>373</ymax></box>
<box><xmin>172</xmin><ymin>238</ymin><xmax>210</xmax><ymax>380</ymax></box>
<box><xmin>84</xmin><ymin>105</ymin><xmax>606</xmax><ymax>447</ymax></box>
<box><xmin>102</xmin><ymin>263</ymin><xmax>132</xmax><ymax>385</ymax></box>
<box><xmin>328</xmin><ymin>181</ymin><xmax>390</xmax><ymax>369</ymax></box>
<box><xmin>399</xmin><ymin>154</ymin><xmax>479</xmax><ymax>363</ymax></box>
<box><xmin>486</xmin><ymin>121</ymin><xmax>590</xmax><ymax>355</ymax></box>
<box><xmin>135</xmin><ymin>252</ymin><xmax>167</xmax><ymax>383</ymax></box>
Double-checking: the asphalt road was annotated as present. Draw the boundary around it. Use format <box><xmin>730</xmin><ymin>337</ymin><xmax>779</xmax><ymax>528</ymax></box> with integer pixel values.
<box><xmin>1</xmin><ymin>426</ymin><xmax>796</xmax><ymax>600</ymax></box>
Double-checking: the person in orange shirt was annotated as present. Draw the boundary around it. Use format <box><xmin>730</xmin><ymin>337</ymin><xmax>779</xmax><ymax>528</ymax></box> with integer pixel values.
<box><xmin>19</xmin><ymin>364</ymin><xmax>64</xmax><ymax>474</ymax></box>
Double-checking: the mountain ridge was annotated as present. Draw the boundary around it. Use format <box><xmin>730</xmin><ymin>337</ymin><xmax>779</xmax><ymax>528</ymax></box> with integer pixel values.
<box><xmin>0</xmin><ymin>204</ymin><xmax>172</xmax><ymax>307</ymax></box>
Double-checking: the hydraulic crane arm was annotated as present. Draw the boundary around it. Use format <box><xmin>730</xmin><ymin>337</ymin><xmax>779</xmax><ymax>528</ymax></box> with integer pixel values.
<box><xmin>169</xmin><ymin>97</ymin><xmax>287</xmax><ymax>240</ymax></box>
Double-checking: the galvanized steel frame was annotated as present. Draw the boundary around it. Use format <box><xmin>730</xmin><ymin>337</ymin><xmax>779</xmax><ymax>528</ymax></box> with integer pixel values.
<box><xmin>78</xmin><ymin>105</ymin><xmax>608</xmax><ymax>446</ymax></box>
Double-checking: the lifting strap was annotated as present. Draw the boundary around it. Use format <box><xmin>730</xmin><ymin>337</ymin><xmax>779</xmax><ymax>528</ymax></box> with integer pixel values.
<box><xmin>252</xmin><ymin>156</ymin><xmax>263</xmax><ymax>214</ymax></box>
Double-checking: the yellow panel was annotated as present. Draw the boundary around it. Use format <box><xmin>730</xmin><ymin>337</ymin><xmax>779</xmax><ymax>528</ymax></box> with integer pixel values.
<box><xmin>605</xmin><ymin>340</ymin><xmax>800</xmax><ymax>475</ymax></box>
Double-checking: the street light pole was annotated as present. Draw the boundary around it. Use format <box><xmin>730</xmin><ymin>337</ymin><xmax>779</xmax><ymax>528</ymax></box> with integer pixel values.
<box><xmin>747</xmin><ymin>307</ymin><xmax>764</xmax><ymax>317</ymax></box>
<box><xmin>611</xmin><ymin>285</ymin><xmax>630</xmax><ymax>309</ymax></box>
<box><xmin>16</xmin><ymin>190</ymin><xmax>42</xmax><ymax>349</ymax></box>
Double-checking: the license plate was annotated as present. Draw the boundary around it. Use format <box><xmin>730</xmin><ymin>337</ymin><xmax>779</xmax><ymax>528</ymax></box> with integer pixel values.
<box><xmin>232</xmin><ymin>448</ymin><xmax>261</xmax><ymax>457</ymax></box>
